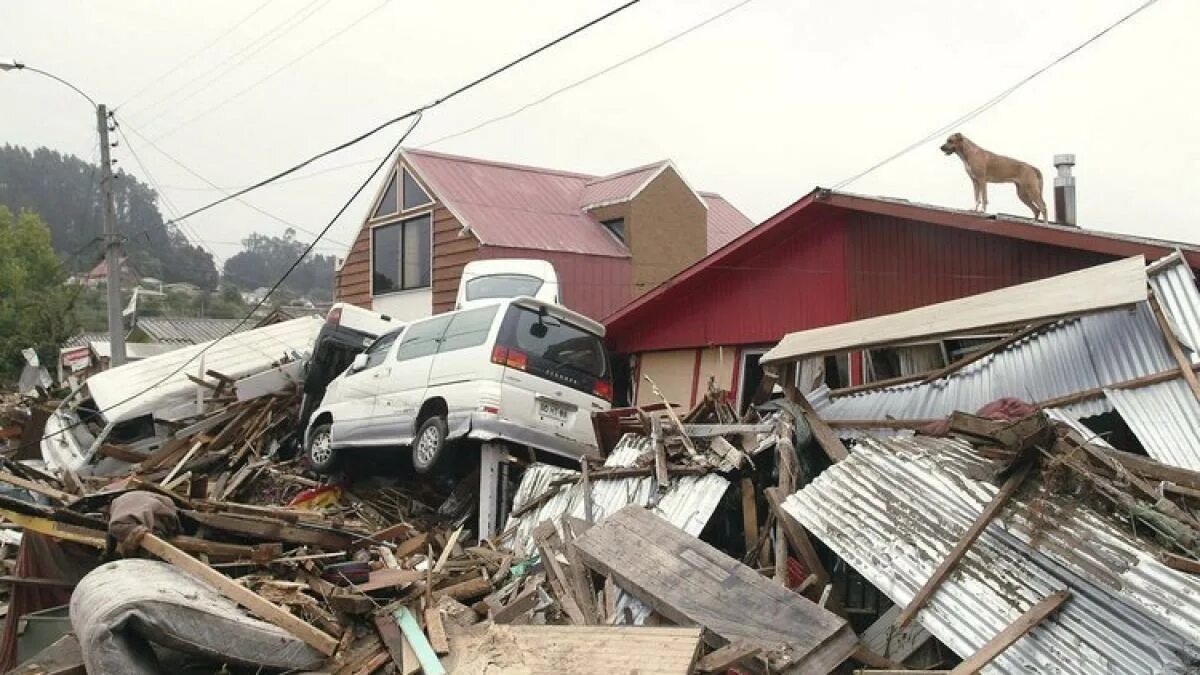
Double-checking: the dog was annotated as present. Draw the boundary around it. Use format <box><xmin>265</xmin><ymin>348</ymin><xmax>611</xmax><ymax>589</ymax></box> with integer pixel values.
<box><xmin>940</xmin><ymin>133</ymin><xmax>1048</xmax><ymax>221</ymax></box>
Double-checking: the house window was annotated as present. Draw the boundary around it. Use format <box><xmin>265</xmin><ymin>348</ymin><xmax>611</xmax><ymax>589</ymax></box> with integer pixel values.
<box><xmin>372</xmin><ymin>170</ymin><xmax>399</xmax><ymax>220</ymax></box>
<box><xmin>601</xmin><ymin>217</ymin><xmax>625</xmax><ymax>243</ymax></box>
<box><xmin>372</xmin><ymin>213</ymin><xmax>431</xmax><ymax>295</ymax></box>
<box><xmin>401</xmin><ymin>168</ymin><xmax>433</xmax><ymax>211</ymax></box>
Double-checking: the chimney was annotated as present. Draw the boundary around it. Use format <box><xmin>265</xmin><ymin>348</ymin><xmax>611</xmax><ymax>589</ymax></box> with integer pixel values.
<box><xmin>1053</xmin><ymin>154</ymin><xmax>1077</xmax><ymax>227</ymax></box>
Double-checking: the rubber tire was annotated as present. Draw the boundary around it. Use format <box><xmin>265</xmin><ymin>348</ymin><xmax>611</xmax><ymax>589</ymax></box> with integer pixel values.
<box><xmin>411</xmin><ymin>416</ymin><xmax>448</xmax><ymax>475</ymax></box>
<box><xmin>305</xmin><ymin>423</ymin><xmax>339</xmax><ymax>474</ymax></box>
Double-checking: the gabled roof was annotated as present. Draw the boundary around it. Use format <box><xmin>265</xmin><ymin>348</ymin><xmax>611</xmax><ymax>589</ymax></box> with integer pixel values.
<box><xmin>398</xmin><ymin>149</ymin><xmax>753</xmax><ymax>257</ymax></box>
<box><xmin>134</xmin><ymin>317</ymin><xmax>251</xmax><ymax>345</ymax></box>
<box><xmin>605</xmin><ymin>187</ymin><xmax>1200</xmax><ymax>327</ymax></box>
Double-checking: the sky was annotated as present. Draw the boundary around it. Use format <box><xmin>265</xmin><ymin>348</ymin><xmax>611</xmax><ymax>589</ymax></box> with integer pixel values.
<box><xmin>3</xmin><ymin>0</ymin><xmax>1198</xmax><ymax>268</ymax></box>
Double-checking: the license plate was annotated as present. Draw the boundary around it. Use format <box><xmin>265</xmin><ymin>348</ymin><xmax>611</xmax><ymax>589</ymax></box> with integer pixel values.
<box><xmin>537</xmin><ymin>399</ymin><xmax>570</xmax><ymax>422</ymax></box>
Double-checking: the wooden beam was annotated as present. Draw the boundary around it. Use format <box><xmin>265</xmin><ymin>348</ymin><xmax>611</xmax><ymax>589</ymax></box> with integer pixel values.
<box><xmin>696</xmin><ymin>642</ymin><xmax>761</xmax><ymax>673</ymax></box>
<box><xmin>947</xmin><ymin>590</ymin><xmax>1070</xmax><ymax>674</ymax></box>
<box><xmin>1149</xmin><ymin>290</ymin><xmax>1200</xmax><ymax>404</ymax></box>
<box><xmin>1162</xmin><ymin>552</ymin><xmax>1200</xmax><ymax>575</ymax></box>
<box><xmin>784</xmin><ymin>383</ymin><xmax>849</xmax><ymax>462</ymax></box>
<box><xmin>921</xmin><ymin>323</ymin><xmax>1049</xmax><ymax>384</ymax></box>
<box><xmin>424</xmin><ymin>607</ymin><xmax>450</xmax><ymax>655</ymax></box>
<box><xmin>0</xmin><ymin>471</ymin><xmax>73</xmax><ymax>502</ymax></box>
<box><xmin>643</xmin><ymin>375</ymin><xmax>701</xmax><ymax>459</ymax></box>
<box><xmin>764</xmin><ymin>487</ymin><xmax>830</xmax><ymax>590</ymax></box>
<box><xmin>391</xmin><ymin>606</ymin><xmax>446</xmax><ymax>675</ymax></box>
<box><xmin>896</xmin><ymin>463</ymin><xmax>1033</xmax><ymax>629</ymax></box>
<box><xmin>183</xmin><ymin>510</ymin><xmax>352</xmax><ymax>549</ymax></box>
<box><xmin>139</xmin><ymin>533</ymin><xmax>338</xmax><ymax>655</ymax></box>
<box><xmin>740</xmin><ymin>478</ymin><xmax>759</xmax><ymax>561</ymax></box>
<box><xmin>651</xmin><ymin>415</ymin><xmax>669</xmax><ymax>488</ymax></box>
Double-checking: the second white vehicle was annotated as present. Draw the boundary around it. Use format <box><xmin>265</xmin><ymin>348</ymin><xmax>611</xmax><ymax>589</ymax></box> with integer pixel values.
<box><xmin>304</xmin><ymin>296</ymin><xmax>611</xmax><ymax>474</ymax></box>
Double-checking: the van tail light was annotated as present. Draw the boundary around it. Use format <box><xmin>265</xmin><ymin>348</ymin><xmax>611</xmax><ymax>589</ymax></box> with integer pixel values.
<box><xmin>326</xmin><ymin>307</ymin><xmax>342</xmax><ymax>326</ymax></box>
<box><xmin>479</xmin><ymin>405</ymin><xmax>500</xmax><ymax>415</ymax></box>
<box><xmin>491</xmin><ymin>346</ymin><xmax>528</xmax><ymax>371</ymax></box>
<box><xmin>593</xmin><ymin>379</ymin><xmax>613</xmax><ymax>402</ymax></box>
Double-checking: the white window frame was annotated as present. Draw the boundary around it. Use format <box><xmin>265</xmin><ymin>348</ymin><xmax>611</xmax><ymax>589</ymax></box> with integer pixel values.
<box><xmin>370</xmin><ymin>210</ymin><xmax>434</xmax><ymax>297</ymax></box>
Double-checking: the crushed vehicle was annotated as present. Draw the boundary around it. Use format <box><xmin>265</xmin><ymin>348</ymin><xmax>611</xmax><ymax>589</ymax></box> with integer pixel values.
<box><xmin>304</xmin><ymin>295</ymin><xmax>612</xmax><ymax>474</ymax></box>
<box><xmin>40</xmin><ymin>316</ymin><xmax>323</xmax><ymax>476</ymax></box>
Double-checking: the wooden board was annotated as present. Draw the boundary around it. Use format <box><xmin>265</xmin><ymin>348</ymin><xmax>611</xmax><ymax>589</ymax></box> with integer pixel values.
<box><xmin>948</xmin><ymin>590</ymin><xmax>1070</xmax><ymax>674</ymax></box>
<box><xmin>443</xmin><ymin>624</ymin><xmax>702</xmax><ymax>675</ymax></box>
<box><xmin>762</xmin><ymin>256</ymin><xmax>1147</xmax><ymax>364</ymax></box>
<box><xmin>183</xmin><ymin>510</ymin><xmax>352</xmax><ymax>549</ymax></box>
<box><xmin>573</xmin><ymin>505</ymin><xmax>857</xmax><ymax>673</ymax></box>
<box><xmin>139</xmin><ymin>533</ymin><xmax>338</xmax><ymax>655</ymax></box>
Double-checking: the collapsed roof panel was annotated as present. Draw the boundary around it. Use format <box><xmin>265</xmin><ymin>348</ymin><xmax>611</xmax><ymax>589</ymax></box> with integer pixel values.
<box><xmin>783</xmin><ymin>435</ymin><xmax>1200</xmax><ymax>674</ymax></box>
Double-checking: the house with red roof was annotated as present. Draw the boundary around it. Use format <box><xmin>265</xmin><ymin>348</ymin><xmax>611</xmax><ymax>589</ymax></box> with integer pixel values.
<box><xmin>333</xmin><ymin>149</ymin><xmax>754</xmax><ymax>321</ymax></box>
<box><xmin>603</xmin><ymin>188</ymin><xmax>1200</xmax><ymax>410</ymax></box>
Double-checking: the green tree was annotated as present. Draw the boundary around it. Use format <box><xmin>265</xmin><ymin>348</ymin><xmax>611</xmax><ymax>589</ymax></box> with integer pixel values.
<box><xmin>223</xmin><ymin>228</ymin><xmax>334</xmax><ymax>301</ymax></box>
<box><xmin>0</xmin><ymin>207</ymin><xmax>79</xmax><ymax>380</ymax></box>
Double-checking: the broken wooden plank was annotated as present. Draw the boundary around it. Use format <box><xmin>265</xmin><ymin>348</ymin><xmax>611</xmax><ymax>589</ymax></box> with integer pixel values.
<box><xmin>896</xmin><ymin>462</ymin><xmax>1033</xmax><ymax>629</ymax></box>
<box><xmin>444</xmin><ymin>624</ymin><xmax>702</xmax><ymax>674</ymax></box>
<box><xmin>1162</xmin><ymin>552</ymin><xmax>1200</xmax><ymax>575</ymax></box>
<box><xmin>183</xmin><ymin>510</ymin><xmax>353</xmax><ymax>549</ymax></box>
<box><xmin>947</xmin><ymin>590</ymin><xmax>1070</xmax><ymax>674</ymax></box>
<box><xmin>0</xmin><ymin>470</ymin><xmax>73</xmax><ymax>502</ymax></box>
<box><xmin>433</xmin><ymin>525</ymin><xmax>463</xmax><ymax>573</ymax></box>
<box><xmin>861</xmin><ymin>603</ymin><xmax>934</xmax><ymax>664</ymax></box>
<box><xmin>424</xmin><ymin>607</ymin><xmax>450</xmax><ymax>655</ymax></box>
<box><xmin>392</xmin><ymin>606</ymin><xmax>446</xmax><ymax>675</ymax></box>
<box><xmin>491</xmin><ymin>584</ymin><xmax>540</xmax><ymax>623</ymax></box>
<box><xmin>139</xmin><ymin>533</ymin><xmax>338</xmax><ymax>655</ymax></box>
<box><xmin>785</xmin><ymin>383</ymin><xmax>850</xmax><ymax>462</ymax></box>
<box><xmin>740</xmin><ymin>478</ymin><xmax>759</xmax><ymax>561</ymax></box>
<box><xmin>695</xmin><ymin>641</ymin><xmax>761</xmax><ymax>673</ymax></box>
<box><xmin>349</xmin><ymin>568</ymin><xmax>423</xmax><ymax>593</ymax></box>
<box><xmin>764</xmin><ymin>487</ymin><xmax>829</xmax><ymax>589</ymax></box>
<box><xmin>533</xmin><ymin>522</ymin><xmax>588</xmax><ymax>625</ymax></box>
<box><xmin>921</xmin><ymin>322</ymin><xmax>1049</xmax><ymax>384</ymax></box>
<box><xmin>1149</xmin><ymin>290</ymin><xmax>1200</xmax><ymax>405</ymax></box>
<box><xmin>651</xmin><ymin>415</ymin><xmax>669</xmax><ymax>489</ymax></box>
<box><xmin>643</xmin><ymin>375</ymin><xmax>701</xmax><ymax>458</ymax></box>
<box><xmin>432</xmin><ymin>575</ymin><xmax>493</xmax><ymax>602</ymax></box>
<box><xmin>573</xmin><ymin>505</ymin><xmax>857</xmax><ymax>673</ymax></box>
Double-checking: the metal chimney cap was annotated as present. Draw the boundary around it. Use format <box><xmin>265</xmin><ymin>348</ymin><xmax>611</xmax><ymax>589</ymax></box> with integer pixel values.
<box><xmin>1053</xmin><ymin>154</ymin><xmax>1076</xmax><ymax>167</ymax></box>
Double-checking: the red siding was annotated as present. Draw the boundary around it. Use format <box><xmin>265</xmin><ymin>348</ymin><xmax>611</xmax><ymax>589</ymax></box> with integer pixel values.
<box><xmin>605</xmin><ymin>213</ymin><xmax>851</xmax><ymax>353</ymax></box>
<box><xmin>474</xmin><ymin>246</ymin><xmax>632</xmax><ymax>322</ymax></box>
<box><xmin>846</xmin><ymin>214</ymin><xmax>1116</xmax><ymax>319</ymax></box>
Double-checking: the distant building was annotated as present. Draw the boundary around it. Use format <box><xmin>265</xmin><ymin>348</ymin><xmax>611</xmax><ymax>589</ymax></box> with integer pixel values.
<box><xmin>81</xmin><ymin>256</ymin><xmax>141</xmax><ymax>289</ymax></box>
<box><xmin>163</xmin><ymin>281</ymin><xmax>202</xmax><ymax>297</ymax></box>
<box><xmin>333</xmin><ymin>149</ymin><xmax>754</xmax><ymax>321</ymax></box>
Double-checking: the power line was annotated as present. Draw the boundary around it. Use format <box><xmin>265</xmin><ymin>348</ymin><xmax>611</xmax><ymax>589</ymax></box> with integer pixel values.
<box><xmin>159</xmin><ymin>0</ymin><xmax>644</xmax><ymax>228</ymax></box>
<box><xmin>23</xmin><ymin>0</ymin><xmax>644</xmax><ymax>457</ymax></box>
<box><xmin>117</xmin><ymin>118</ymin><xmax>350</xmax><ymax>248</ymax></box>
<box><xmin>422</xmin><ymin>0</ymin><xmax>757</xmax><ymax>148</ymax></box>
<box><xmin>126</xmin><ymin>0</ymin><xmax>330</xmax><ymax>123</ymax></box>
<box><xmin>831</xmin><ymin>0</ymin><xmax>1161</xmax><ymax>190</ymax></box>
<box><xmin>151</xmin><ymin>0</ymin><xmax>393</xmax><ymax>142</ymax></box>
<box><xmin>117</xmin><ymin>0</ymin><xmax>278</xmax><ymax>108</ymax></box>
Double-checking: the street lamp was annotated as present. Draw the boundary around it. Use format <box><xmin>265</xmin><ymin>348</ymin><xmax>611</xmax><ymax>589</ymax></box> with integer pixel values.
<box><xmin>1</xmin><ymin>58</ymin><xmax>126</xmax><ymax>366</ymax></box>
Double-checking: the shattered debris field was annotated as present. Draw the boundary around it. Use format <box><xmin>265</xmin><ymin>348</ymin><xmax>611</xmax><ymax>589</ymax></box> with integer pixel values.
<box><xmin>1</xmin><ymin>254</ymin><xmax>1199</xmax><ymax>674</ymax></box>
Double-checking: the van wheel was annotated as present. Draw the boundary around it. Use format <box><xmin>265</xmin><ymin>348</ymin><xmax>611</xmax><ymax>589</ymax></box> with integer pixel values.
<box><xmin>306</xmin><ymin>423</ymin><xmax>339</xmax><ymax>474</ymax></box>
<box><xmin>412</xmin><ymin>416</ymin><xmax>448</xmax><ymax>474</ymax></box>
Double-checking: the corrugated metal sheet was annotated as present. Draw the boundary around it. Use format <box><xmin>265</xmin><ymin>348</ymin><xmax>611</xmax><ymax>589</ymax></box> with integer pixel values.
<box><xmin>579</xmin><ymin>162</ymin><xmax>666</xmax><ymax>210</ymax></box>
<box><xmin>1150</xmin><ymin>251</ymin><xmax>1200</xmax><ymax>359</ymax></box>
<box><xmin>783</xmin><ymin>436</ymin><xmax>1200</xmax><ymax>674</ymax></box>
<box><xmin>135</xmin><ymin>317</ymin><xmax>251</xmax><ymax>345</ymax></box>
<box><xmin>1105</xmin><ymin>379</ymin><xmax>1200</xmax><ymax>472</ymax></box>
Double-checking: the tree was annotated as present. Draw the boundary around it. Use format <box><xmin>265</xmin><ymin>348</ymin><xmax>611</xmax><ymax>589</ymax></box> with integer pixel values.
<box><xmin>0</xmin><ymin>144</ymin><xmax>219</xmax><ymax>289</ymax></box>
<box><xmin>0</xmin><ymin>207</ymin><xmax>79</xmax><ymax>380</ymax></box>
<box><xmin>223</xmin><ymin>228</ymin><xmax>335</xmax><ymax>301</ymax></box>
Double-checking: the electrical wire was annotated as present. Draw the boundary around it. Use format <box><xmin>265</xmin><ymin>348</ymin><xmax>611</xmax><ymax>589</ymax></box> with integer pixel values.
<box><xmin>117</xmin><ymin>0</ymin><xmax>279</xmax><ymax>108</ymax></box>
<box><xmin>831</xmin><ymin>0</ymin><xmax>1161</xmax><ymax>190</ymax></box>
<box><xmin>24</xmin><ymin>0</ymin><xmax>643</xmax><ymax>456</ymax></box>
<box><xmin>117</xmin><ymin>118</ymin><xmax>350</xmax><ymax>248</ymax></box>
<box><xmin>157</xmin><ymin>0</ymin><xmax>644</xmax><ymax>228</ymax></box>
<box><xmin>151</xmin><ymin>0</ymin><xmax>393</xmax><ymax>142</ymax></box>
<box><xmin>126</xmin><ymin>0</ymin><xmax>331</xmax><ymax>123</ymax></box>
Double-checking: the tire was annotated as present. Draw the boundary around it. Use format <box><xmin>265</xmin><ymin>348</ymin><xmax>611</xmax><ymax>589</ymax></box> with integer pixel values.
<box><xmin>412</xmin><ymin>415</ymin><xmax>448</xmax><ymax>475</ymax></box>
<box><xmin>305</xmin><ymin>423</ymin><xmax>339</xmax><ymax>474</ymax></box>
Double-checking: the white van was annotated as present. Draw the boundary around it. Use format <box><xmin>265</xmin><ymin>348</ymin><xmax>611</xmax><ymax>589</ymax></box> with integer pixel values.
<box><xmin>304</xmin><ymin>296</ymin><xmax>611</xmax><ymax>474</ymax></box>
<box><xmin>455</xmin><ymin>259</ymin><xmax>560</xmax><ymax>310</ymax></box>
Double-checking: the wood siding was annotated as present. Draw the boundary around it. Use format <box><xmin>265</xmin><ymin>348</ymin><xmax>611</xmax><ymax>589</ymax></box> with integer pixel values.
<box><xmin>431</xmin><ymin>208</ymin><xmax>479</xmax><ymax>314</ymax></box>
<box><xmin>628</xmin><ymin>168</ymin><xmax>707</xmax><ymax>296</ymax></box>
<box><xmin>335</xmin><ymin>222</ymin><xmax>372</xmax><ymax>308</ymax></box>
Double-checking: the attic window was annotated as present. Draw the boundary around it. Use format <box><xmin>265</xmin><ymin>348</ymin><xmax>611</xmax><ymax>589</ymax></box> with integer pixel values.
<box><xmin>372</xmin><ymin>170</ymin><xmax>399</xmax><ymax>219</ymax></box>
<box><xmin>401</xmin><ymin>168</ymin><xmax>432</xmax><ymax>211</ymax></box>
<box><xmin>602</xmin><ymin>218</ymin><xmax>626</xmax><ymax>243</ymax></box>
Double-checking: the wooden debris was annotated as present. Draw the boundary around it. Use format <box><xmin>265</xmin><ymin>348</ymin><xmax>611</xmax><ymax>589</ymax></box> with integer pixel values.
<box><xmin>695</xmin><ymin>641</ymin><xmax>761</xmax><ymax>673</ymax></box>
<box><xmin>573</xmin><ymin>505</ymin><xmax>857</xmax><ymax>673</ymax></box>
<box><xmin>392</xmin><ymin>606</ymin><xmax>446</xmax><ymax>675</ymax></box>
<box><xmin>947</xmin><ymin>590</ymin><xmax>1070</xmax><ymax>674</ymax></box>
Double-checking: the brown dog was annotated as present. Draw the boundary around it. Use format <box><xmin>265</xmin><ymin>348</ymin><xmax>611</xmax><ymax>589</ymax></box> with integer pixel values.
<box><xmin>940</xmin><ymin>133</ymin><xmax>1047</xmax><ymax>221</ymax></box>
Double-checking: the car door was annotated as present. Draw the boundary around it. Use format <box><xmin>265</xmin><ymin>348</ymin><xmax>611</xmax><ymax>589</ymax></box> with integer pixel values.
<box><xmin>370</xmin><ymin>314</ymin><xmax>452</xmax><ymax>446</ymax></box>
<box><xmin>425</xmin><ymin>305</ymin><xmax>501</xmax><ymax>435</ymax></box>
<box><xmin>329</xmin><ymin>329</ymin><xmax>401</xmax><ymax>445</ymax></box>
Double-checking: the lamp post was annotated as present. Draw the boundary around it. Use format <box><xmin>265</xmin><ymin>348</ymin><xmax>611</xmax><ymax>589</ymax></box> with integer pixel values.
<box><xmin>1</xmin><ymin>59</ymin><xmax>126</xmax><ymax>366</ymax></box>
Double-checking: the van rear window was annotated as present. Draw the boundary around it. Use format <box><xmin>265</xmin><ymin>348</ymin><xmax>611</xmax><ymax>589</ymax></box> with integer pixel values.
<box><xmin>466</xmin><ymin>274</ymin><xmax>544</xmax><ymax>302</ymax></box>
<box><xmin>497</xmin><ymin>305</ymin><xmax>608</xmax><ymax>395</ymax></box>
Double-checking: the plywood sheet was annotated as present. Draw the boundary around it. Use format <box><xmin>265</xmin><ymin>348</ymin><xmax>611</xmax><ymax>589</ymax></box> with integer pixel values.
<box><xmin>443</xmin><ymin>624</ymin><xmax>702</xmax><ymax>674</ymax></box>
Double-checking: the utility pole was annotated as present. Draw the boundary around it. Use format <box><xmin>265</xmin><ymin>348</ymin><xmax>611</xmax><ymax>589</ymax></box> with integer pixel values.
<box><xmin>96</xmin><ymin>104</ymin><xmax>127</xmax><ymax>366</ymax></box>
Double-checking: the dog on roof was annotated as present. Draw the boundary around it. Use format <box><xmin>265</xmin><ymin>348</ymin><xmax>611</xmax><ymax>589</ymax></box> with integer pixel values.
<box><xmin>940</xmin><ymin>133</ymin><xmax>1048</xmax><ymax>221</ymax></box>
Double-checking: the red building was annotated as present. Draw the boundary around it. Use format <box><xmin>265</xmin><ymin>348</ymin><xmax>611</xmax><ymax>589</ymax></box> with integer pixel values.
<box><xmin>604</xmin><ymin>189</ymin><xmax>1200</xmax><ymax>409</ymax></box>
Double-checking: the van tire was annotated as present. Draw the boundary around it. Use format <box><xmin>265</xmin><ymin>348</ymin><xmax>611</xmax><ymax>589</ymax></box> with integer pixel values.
<box><xmin>412</xmin><ymin>416</ymin><xmax>448</xmax><ymax>474</ymax></box>
<box><xmin>306</xmin><ymin>423</ymin><xmax>339</xmax><ymax>474</ymax></box>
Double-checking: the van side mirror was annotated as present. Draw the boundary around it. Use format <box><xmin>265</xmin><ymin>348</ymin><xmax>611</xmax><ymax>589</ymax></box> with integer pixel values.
<box><xmin>349</xmin><ymin>353</ymin><xmax>369</xmax><ymax>372</ymax></box>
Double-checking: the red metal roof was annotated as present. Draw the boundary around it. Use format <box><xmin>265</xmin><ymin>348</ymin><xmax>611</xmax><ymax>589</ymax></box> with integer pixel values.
<box><xmin>579</xmin><ymin>161</ymin><xmax>669</xmax><ymax>209</ymax></box>
<box><xmin>702</xmin><ymin>192</ymin><xmax>755</xmax><ymax>252</ymax></box>
<box><xmin>401</xmin><ymin>149</ymin><xmax>753</xmax><ymax>257</ymax></box>
<box><xmin>604</xmin><ymin>188</ymin><xmax>1200</xmax><ymax>352</ymax></box>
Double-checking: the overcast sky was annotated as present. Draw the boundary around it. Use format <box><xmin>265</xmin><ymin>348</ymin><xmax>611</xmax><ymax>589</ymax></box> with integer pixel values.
<box><xmin>3</xmin><ymin>0</ymin><xmax>1198</xmax><ymax>267</ymax></box>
